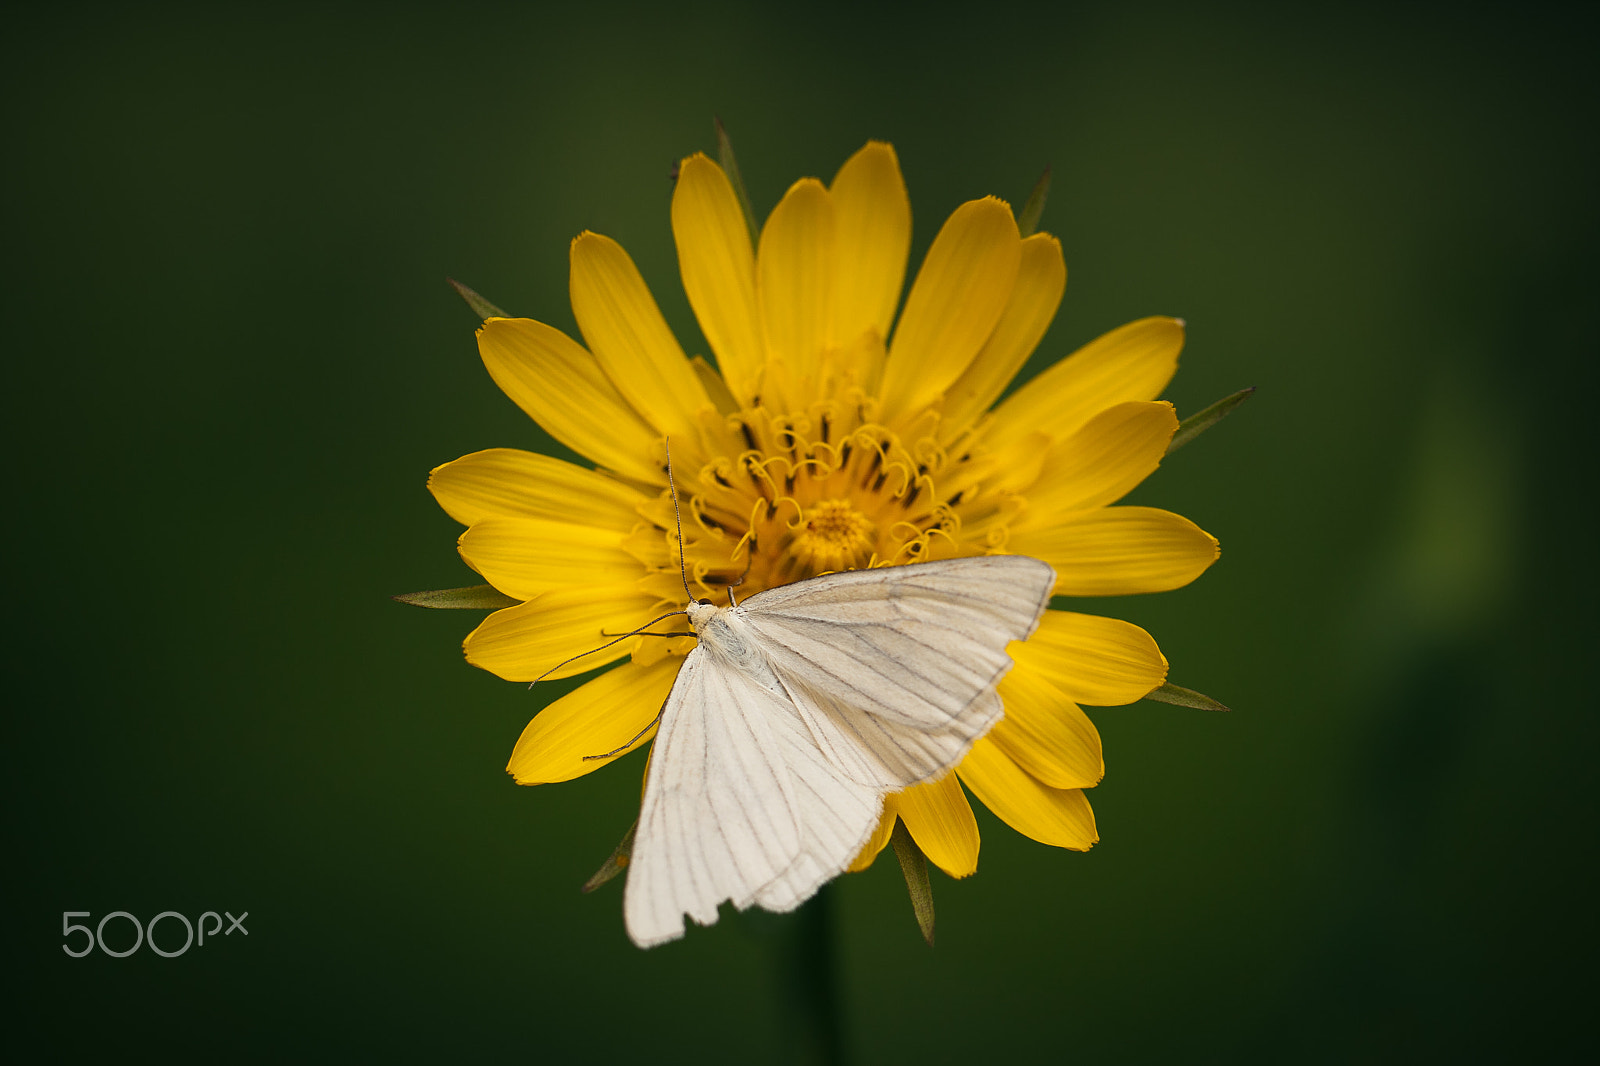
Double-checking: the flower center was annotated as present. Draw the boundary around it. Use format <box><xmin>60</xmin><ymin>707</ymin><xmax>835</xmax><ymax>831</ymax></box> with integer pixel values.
<box><xmin>655</xmin><ymin>387</ymin><xmax>1022</xmax><ymax>609</ymax></box>
<box><xmin>787</xmin><ymin>498</ymin><xmax>877</xmax><ymax>574</ymax></box>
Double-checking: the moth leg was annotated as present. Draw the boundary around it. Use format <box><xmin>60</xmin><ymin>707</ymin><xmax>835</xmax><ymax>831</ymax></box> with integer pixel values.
<box><xmin>723</xmin><ymin>535</ymin><xmax>758</xmax><ymax>607</ymax></box>
<box><xmin>583</xmin><ymin>695</ymin><xmax>670</xmax><ymax>761</ymax></box>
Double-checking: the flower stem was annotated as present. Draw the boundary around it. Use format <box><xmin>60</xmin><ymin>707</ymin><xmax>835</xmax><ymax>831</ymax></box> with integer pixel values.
<box><xmin>774</xmin><ymin>883</ymin><xmax>845</xmax><ymax>1065</ymax></box>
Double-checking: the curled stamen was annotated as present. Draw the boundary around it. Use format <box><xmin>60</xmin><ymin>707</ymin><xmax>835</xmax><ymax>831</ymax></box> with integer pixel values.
<box><xmin>639</xmin><ymin>378</ymin><xmax>1027</xmax><ymax>616</ymax></box>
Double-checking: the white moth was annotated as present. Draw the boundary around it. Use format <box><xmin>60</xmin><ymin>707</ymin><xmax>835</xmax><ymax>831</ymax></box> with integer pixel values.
<box><xmin>623</xmin><ymin>554</ymin><xmax>1056</xmax><ymax>948</ymax></box>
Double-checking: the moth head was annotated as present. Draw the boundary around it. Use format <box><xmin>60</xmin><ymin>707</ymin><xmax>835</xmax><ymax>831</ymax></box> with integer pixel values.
<box><xmin>686</xmin><ymin>599</ymin><xmax>720</xmax><ymax>630</ymax></box>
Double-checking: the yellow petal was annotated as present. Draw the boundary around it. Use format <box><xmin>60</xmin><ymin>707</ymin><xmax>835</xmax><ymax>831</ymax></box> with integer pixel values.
<box><xmin>1010</xmin><ymin>610</ymin><xmax>1169</xmax><ymax>706</ymax></box>
<box><xmin>457</xmin><ymin>518</ymin><xmax>643</xmax><ymax>602</ymax></box>
<box><xmin>463</xmin><ymin>586</ymin><xmax>665</xmax><ymax>682</ymax></box>
<box><xmin>895</xmin><ymin>773</ymin><xmax>980</xmax><ymax>878</ymax></box>
<box><xmin>569</xmin><ymin>232</ymin><xmax>711</xmax><ymax>439</ymax></box>
<box><xmin>847</xmin><ymin>805</ymin><xmax>898</xmax><ymax>873</ymax></box>
<box><xmin>830</xmin><ymin>141</ymin><xmax>911</xmax><ymax>345</ymax></box>
<box><xmin>939</xmin><ymin>234</ymin><xmax>1067</xmax><ymax>440</ymax></box>
<box><xmin>757</xmin><ymin>177</ymin><xmax>836</xmax><ymax>388</ymax></box>
<box><xmin>839</xmin><ymin>326</ymin><xmax>887</xmax><ymax>399</ymax></box>
<box><xmin>506</xmin><ymin>657</ymin><xmax>681</xmax><ymax>784</ymax></box>
<box><xmin>690</xmin><ymin>355</ymin><xmax>740</xmax><ymax>416</ymax></box>
<box><xmin>1009</xmin><ymin>505</ymin><xmax>1220</xmax><ymax>596</ymax></box>
<box><xmin>879</xmin><ymin>198</ymin><xmax>1021</xmax><ymax>421</ymax></box>
<box><xmin>428</xmin><ymin>448</ymin><xmax>648</xmax><ymax>529</ymax></box>
<box><xmin>991</xmin><ymin>670</ymin><xmax>1104</xmax><ymax>789</ymax></box>
<box><xmin>986</xmin><ymin>316</ymin><xmax>1184</xmax><ymax>453</ymax></box>
<box><xmin>477</xmin><ymin>318</ymin><xmax>663</xmax><ymax>485</ymax></box>
<box><xmin>958</xmin><ymin>737</ymin><xmax>1099</xmax><ymax>849</ymax></box>
<box><xmin>984</xmin><ymin>428</ymin><xmax>1051</xmax><ymax>494</ymax></box>
<box><xmin>672</xmin><ymin>154</ymin><xmax>764</xmax><ymax>403</ymax></box>
<box><xmin>1011</xmin><ymin>401</ymin><xmax>1176</xmax><ymax>523</ymax></box>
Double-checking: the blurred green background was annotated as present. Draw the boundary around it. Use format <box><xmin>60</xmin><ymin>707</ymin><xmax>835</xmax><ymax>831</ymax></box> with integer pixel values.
<box><xmin>6</xmin><ymin>2</ymin><xmax>1596</xmax><ymax>1060</ymax></box>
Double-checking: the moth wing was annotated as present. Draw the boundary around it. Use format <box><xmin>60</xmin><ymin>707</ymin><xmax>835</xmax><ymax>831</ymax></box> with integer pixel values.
<box><xmin>623</xmin><ymin>649</ymin><xmax>801</xmax><ymax>948</ymax></box>
<box><xmin>736</xmin><ymin>556</ymin><xmax>1055</xmax><ymax>788</ymax></box>
<box><xmin>774</xmin><ymin>675</ymin><xmax>1007</xmax><ymax>792</ymax></box>
<box><xmin>750</xmin><ymin>689</ymin><xmax>882</xmax><ymax>912</ymax></box>
<box><xmin>622</xmin><ymin>648</ymin><xmax>881</xmax><ymax>946</ymax></box>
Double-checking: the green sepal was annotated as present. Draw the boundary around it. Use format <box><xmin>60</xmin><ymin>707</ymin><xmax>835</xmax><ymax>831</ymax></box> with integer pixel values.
<box><xmin>392</xmin><ymin>584</ymin><xmax>520</xmax><ymax>610</ymax></box>
<box><xmin>1145</xmin><ymin>682</ymin><xmax>1230</xmax><ymax>712</ymax></box>
<box><xmin>1166</xmin><ymin>386</ymin><xmax>1256</xmax><ymax>455</ymax></box>
<box><xmin>448</xmin><ymin>278</ymin><xmax>510</xmax><ymax>322</ymax></box>
<box><xmin>582</xmin><ymin>819</ymin><xmax>638</xmax><ymax>894</ymax></box>
<box><xmin>1016</xmin><ymin>165</ymin><xmax>1052</xmax><ymax>238</ymax></box>
<box><xmin>715</xmin><ymin>116</ymin><xmax>761</xmax><ymax>248</ymax></box>
<box><xmin>889</xmin><ymin>819</ymin><xmax>936</xmax><ymax>947</ymax></box>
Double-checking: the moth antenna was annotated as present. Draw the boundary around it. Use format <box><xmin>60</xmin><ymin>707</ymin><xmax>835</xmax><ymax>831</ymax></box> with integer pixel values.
<box><xmin>583</xmin><ymin>701</ymin><xmax>668</xmax><ymax>761</ymax></box>
<box><xmin>665</xmin><ymin>438</ymin><xmax>695</xmax><ymax>603</ymax></box>
<box><xmin>525</xmin><ymin>609</ymin><xmax>689</xmax><ymax>689</ymax></box>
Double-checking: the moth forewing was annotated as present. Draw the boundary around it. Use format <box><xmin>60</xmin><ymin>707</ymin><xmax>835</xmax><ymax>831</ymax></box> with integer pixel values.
<box><xmin>737</xmin><ymin>557</ymin><xmax>1056</xmax><ymax>733</ymax></box>
<box><xmin>622</xmin><ymin>641</ymin><xmax>872</xmax><ymax>948</ymax></box>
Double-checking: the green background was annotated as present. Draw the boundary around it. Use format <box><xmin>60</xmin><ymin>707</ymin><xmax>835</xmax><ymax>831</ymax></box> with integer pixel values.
<box><xmin>7</xmin><ymin>2</ymin><xmax>1595</xmax><ymax>1060</ymax></box>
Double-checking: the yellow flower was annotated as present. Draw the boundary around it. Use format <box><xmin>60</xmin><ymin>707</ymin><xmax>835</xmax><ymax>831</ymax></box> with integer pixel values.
<box><xmin>427</xmin><ymin>142</ymin><xmax>1219</xmax><ymax>880</ymax></box>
